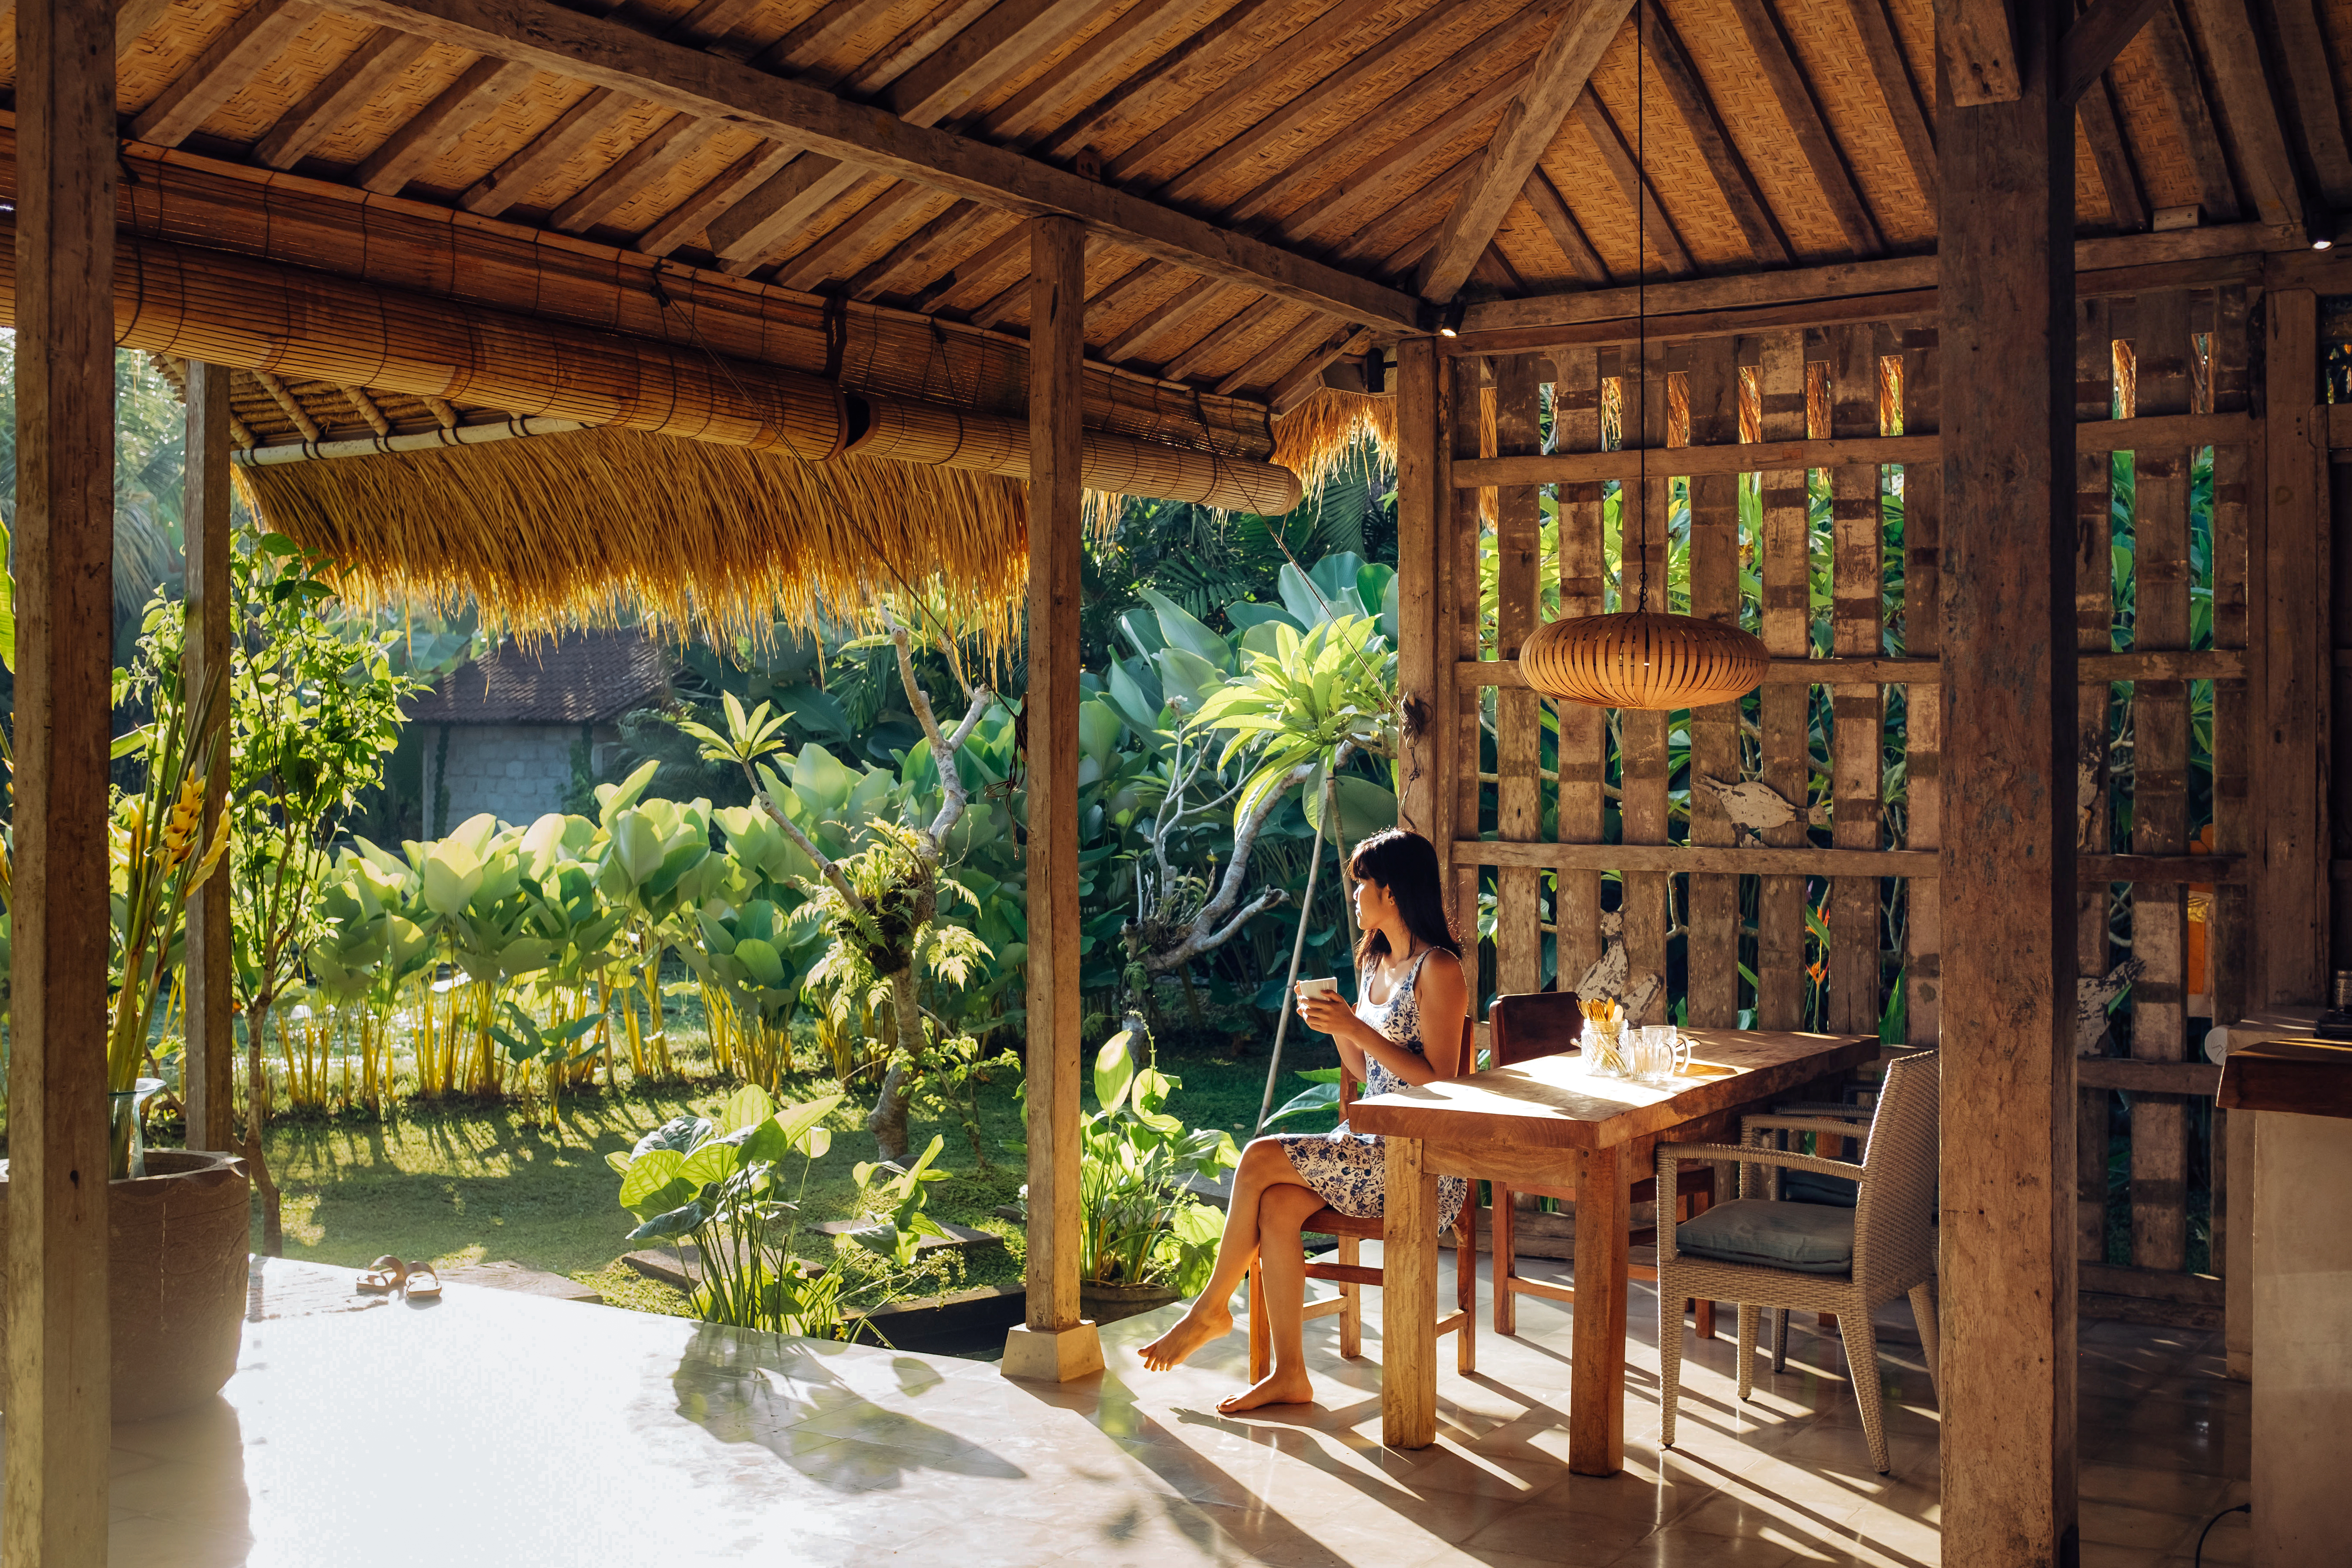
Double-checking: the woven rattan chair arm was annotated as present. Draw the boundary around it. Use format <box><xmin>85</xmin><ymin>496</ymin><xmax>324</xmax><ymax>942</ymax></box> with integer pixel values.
<box><xmin>1742</xmin><ymin>1115</ymin><xmax>1870</xmax><ymax>1141</ymax></box>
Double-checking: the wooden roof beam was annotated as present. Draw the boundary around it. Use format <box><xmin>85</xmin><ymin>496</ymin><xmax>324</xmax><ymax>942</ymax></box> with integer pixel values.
<box><xmin>1732</xmin><ymin>0</ymin><xmax>1881</xmax><ymax>255</ymax></box>
<box><xmin>774</xmin><ymin>181</ymin><xmax>940</xmax><ymax>292</ymax></box>
<box><xmin>1269</xmin><ymin>326</ymin><xmax>1371</xmax><ymax>414</ymax></box>
<box><xmin>1843</xmin><ymin>0</ymin><xmax>1935</xmax><ymax>219</ymax></box>
<box><xmin>256</xmin><ymin>27</ymin><xmax>435</xmax><ymax>170</ymax></box>
<box><xmin>750</xmin><ymin>0</ymin><xmax>901</xmax><ymax>73</ymax></box>
<box><xmin>884</xmin><ymin>0</ymin><xmax>1107</xmax><ymax>127</ymax></box>
<box><xmin>321</xmin><ymin>0</ymin><xmax>1426</xmax><ymax>332</ymax></box>
<box><xmin>1217</xmin><ymin>313</ymin><xmax>1344</xmax><ymax>398</ymax></box>
<box><xmin>1640</xmin><ymin>4</ymin><xmax>1792</xmax><ymax>269</ymax></box>
<box><xmin>2269</xmin><ymin>0</ymin><xmax>2352</xmax><ymax>210</ymax></box>
<box><xmin>1522</xmin><ymin>168</ymin><xmax>1610</xmax><ymax>285</ymax></box>
<box><xmin>1229</xmin><ymin>7</ymin><xmax>1553</xmax><ymax>226</ymax></box>
<box><xmin>2182</xmin><ymin>0</ymin><xmax>2304</xmax><ymax>230</ymax></box>
<box><xmin>837</xmin><ymin>0</ymin><xmax>996</xmax><ymax>99</ymax></box>
<box><xmin>2139</xmin><ymin>3</ymin><xmax>2239</xmax><ymax>222</ymax></box>
<box><xmin>2060</xmin><ymin>0</ymin><xmax>2165</xmax><ymax>105</ymax></box>
<box><xmin>1940</xmin><ymin>0</ymin><xmax>2022</xmax><ymax>105</ymax></box>
<box><xmin>1416</xmin><ymin>0</ymin><xmax>1634</xmax><ymax>303</ymax></box>
<box><xmin>845</xmin><ymin>197</ymin><xmax>989</xmax><ymax>299</ymax></box>
<box><xmin>1272</xmin><ymin>66</ymin><xmax>1529</xmax><ymax>245</ymax></box>
<box><xmin>913</xmin><ymin>221</ymin><xmax>1029</xmax><ymax>312</ymax></box>
<box><xmin>356</xmin><ymin>54</ymin><xmax>538</xmax><ymax>194</ymax></box>
<box><xmin>1573</xmin><ymin>94</ymin><xmax>1695</xmax><ymax>276</ymax></box>
<box><xmin>1104</xmin><ymin>277</ymin><xmax>1231</xmax><ymax>362</ymax></box>
<box><xmin>1161</xmin><ymin>299</ymin><xmax>1273</xmax><ymax>384</ymax></box>
<box><xmin>129</xmin><ymin>0</ymin><xmax>320</xmax><ymax>147</ymax></box>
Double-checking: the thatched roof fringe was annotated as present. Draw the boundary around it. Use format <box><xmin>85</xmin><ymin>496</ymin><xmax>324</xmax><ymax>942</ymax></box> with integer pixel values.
<box><xmin>1272</xmin><ymin>389</ymin><xmax>1399</xmax><ymax>503</ymax></box>
<box><xmin>241</xmin><ymin>425</ymin><xmax>1030</xmax><ymax>653</ymax></box>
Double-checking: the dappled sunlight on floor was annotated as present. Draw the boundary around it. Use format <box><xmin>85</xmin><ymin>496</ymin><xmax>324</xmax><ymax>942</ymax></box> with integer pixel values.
<box><xmin>78</xmin><ymin>1251</ymin><xmax>2247</xmax><ymax>1566</ymax></box>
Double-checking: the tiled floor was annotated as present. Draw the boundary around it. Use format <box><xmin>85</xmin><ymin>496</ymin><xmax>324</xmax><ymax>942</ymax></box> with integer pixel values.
<box><xmin>81</xmin><ymin>1251</ymin><xmax>2247</xmax><ymax>1567</ymax></box>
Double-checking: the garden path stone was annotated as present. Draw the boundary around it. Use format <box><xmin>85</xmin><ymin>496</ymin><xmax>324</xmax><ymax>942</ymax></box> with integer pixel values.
<box><xmin>621</xmin><ymin>1246</ymin><xmax>703</xmax><ymax>1290</ymax></box>
<box><xmin>436</xmin><ymin>1261</ymin><xmax>605</xmax><ymax>1303</ymax></box>
<box><xmin>815</xmin><ymin>1219</ymin><xmax>1005</xmax><ymax>1255</ymax></box>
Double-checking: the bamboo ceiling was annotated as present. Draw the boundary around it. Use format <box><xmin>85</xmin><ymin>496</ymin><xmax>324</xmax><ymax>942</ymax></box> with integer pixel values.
<box><xmin>3</xmin><ymin>0</ymin><xmax>2344</xmax><ymax>527</ymax></box>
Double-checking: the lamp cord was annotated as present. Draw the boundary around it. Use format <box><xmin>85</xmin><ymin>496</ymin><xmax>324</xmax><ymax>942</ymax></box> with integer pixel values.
<box><xmin>2194</xmin><ymin>1503</ymin><xmax>2249</xmax><ymax>1567</ymax></box>
<box><xmin>1634</xmin><ymin>0</ymin><xmax>1649</xmax><ymax>617</ymax></box>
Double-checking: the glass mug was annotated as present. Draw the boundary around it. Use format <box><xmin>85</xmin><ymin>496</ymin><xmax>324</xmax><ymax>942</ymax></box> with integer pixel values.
<box><xmin>1633</xmin><ymin>1025</ymin><xmax>1692</xmax><ymax>1084</ymax></box>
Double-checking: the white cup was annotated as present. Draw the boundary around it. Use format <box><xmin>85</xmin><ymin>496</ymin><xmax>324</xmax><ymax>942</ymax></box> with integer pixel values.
<box><xmin>1296</xmin><ymin>977</ymin><xmax>1339</xmax><ymax>1000</ymax></box>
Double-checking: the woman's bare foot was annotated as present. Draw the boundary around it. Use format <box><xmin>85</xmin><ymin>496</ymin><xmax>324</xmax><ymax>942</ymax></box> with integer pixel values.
<box><xmin>1217</xmin><ymin>1367</ymin><xmax>1314</xmax><ymax>1414</ymax></box>
<box><xmin>1137</xmin><ymin>1301</ymin><xmax>1233</xmax><ymax>1370</ymax></box>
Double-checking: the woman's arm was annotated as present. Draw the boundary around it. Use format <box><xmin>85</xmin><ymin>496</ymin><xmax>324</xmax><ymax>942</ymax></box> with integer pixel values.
<box><xmin>1296</xmin><ymin>950</ymin><xmax>1470</xmax><ymax>1087</ymax></box>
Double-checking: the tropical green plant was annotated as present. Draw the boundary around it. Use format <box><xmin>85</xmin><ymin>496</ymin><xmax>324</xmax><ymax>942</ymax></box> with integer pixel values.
<box><xmin>1073</xmin><ymin>1022</ymin><xmax>1238</xmax><ymax>1292</ymax></box>
<box><xmin>611</xmin><ymin>1084</ymin><xmax>951</xmax><ymax>1339</ymax></box>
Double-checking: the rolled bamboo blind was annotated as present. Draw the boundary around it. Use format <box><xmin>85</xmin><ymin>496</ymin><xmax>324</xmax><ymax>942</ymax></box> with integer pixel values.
<box><xmin>0</xmin><ymin>218</ymin><xmax>1306</xmax><ymax>512</ymax></box>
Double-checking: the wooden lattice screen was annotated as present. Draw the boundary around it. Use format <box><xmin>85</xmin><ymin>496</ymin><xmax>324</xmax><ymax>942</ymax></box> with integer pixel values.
<box><xmin>1423</xmin><ymin>287</ymin><xmax>2259</xmax><ymax>1316</ymax></box>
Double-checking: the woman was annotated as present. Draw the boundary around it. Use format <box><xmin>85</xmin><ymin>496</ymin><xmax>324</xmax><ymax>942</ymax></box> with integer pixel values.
<box><xmin>1138</xmin><ymin>828</ymin><xmax>1470</xmax><ymax>1413</ymax></box>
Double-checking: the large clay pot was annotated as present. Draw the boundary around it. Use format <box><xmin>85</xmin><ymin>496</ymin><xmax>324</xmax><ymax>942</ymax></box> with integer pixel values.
<box><xmin>0</xmin><ymin>1150</ymin><xmax>251</xmax><ymax>1421</ymax></box>
<box><xmin>1079</xmin><ymin>1278</ymin><xmax>1180</xmax><ymax>1325</ymax></box>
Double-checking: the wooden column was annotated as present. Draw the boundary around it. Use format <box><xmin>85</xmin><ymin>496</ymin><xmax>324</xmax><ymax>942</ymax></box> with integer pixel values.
<box><xmin>2253</xmin><ymin>283</ymin><xmax>2328</xmax><ymax>1007</ymax></box>
<box><xmin>1003</xmin><ymin>213</ymin><xmax>1103</xmax><ymax>1382</ymax></box>
<box><xmin>1934</xmin><ymin>0</ymin><xmax>2078</xmax><ymax>1560</ymax></box>
<box><xmin>182</xmin><ymin>363</ymin><xmax>236</xmax><ymax>1153</ymax></box>
<box><xmin>5</xmin><ymin>2</ymin><xmax>119</xmax><ymax>1563</ymax></box>
<box><xmin>1394</xmin><ymin>339</ymin><xmax>1442</xmax><ymax>841</ymax></box>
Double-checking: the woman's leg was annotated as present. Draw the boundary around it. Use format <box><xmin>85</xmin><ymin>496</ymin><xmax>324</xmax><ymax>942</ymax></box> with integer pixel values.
<box><xmin>1139</xmin><ymin>1138</ymin><xmax>1318</xmax><ymax>1371</ymax></box>
<box><xmin>1218</xmin><ymin>1184</ymin><xmax>1327</xmax><ymax>1412</ymax></box>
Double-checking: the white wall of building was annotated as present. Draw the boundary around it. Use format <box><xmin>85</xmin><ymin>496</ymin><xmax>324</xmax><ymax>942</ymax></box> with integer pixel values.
<box><xmin>421</xmin><ymin>723</ymin><xmax>582</xmax><ymax>835</ymax></box>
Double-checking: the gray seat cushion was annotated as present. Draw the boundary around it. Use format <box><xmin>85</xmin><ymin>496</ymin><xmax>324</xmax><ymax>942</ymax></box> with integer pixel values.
<box><xmin>1677</xmin><ymin>1198</ymin><xmax>1855</xmax><ymax>1273</ymax></box>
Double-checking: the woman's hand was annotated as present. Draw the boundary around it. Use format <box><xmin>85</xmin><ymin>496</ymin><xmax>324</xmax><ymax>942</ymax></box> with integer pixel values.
<box><xmin>1296</xmin><ymin>987</ymin><xmax>1357</xmax><ymax>1040</ymax></box>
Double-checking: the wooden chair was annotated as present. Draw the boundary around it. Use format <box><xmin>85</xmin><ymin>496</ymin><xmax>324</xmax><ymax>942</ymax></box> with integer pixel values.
<box><xmin>1486</xmin><ymin>991</ymin><xmax>1718</xmax><ymax>1341</ymax></box>
<box><xmin>1246</xmin><ymin>1008</ymin><xmax>1478</xmax><ymax>1382</ymax></box>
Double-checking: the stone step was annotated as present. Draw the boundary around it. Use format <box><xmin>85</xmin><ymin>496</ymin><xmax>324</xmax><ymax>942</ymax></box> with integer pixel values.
<box><xmin>436</xmin><ymin>1261</ymin><xmax>603</xmax><ymax>1303</ymax></box>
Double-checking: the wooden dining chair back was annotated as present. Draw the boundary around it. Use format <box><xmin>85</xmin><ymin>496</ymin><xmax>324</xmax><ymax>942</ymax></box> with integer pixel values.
<box><xmin>1485</xmin><ymin>991</ymin><xmax>1719</xmax><ymax>1340</ymax></box>
<box><xmin>1246</xmin><ymin>1006</ymin><xmax>1478</xmax><ymax>1382</ymax></box>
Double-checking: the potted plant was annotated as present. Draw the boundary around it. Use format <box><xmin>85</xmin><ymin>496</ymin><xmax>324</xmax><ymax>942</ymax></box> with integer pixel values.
<box><xmin>1067</xmin><ymin>1020</ymin><xmax>1239</xmax><ymax>1323</ymax></box>
<box><xmin>0</xmin><ymin>594</ymin><xmax>252</xmax><ymax>1421</ymax></box>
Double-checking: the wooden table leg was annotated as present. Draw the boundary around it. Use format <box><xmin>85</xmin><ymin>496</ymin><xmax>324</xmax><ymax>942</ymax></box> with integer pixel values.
<box><xmin>1382</xmin><ymin>1134</ymin><xmax>1438</xmax><ymax>1448</ymax></box>
<box><xmin>1569</xmin><ymin>1143</ymin><xmax>1627</xmax><ymax>1475</ymax></box>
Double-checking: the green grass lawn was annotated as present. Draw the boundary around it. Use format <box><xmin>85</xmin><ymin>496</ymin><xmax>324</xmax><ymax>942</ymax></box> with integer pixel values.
<box><xmin>248</xmin><ymin>1022</ymin><xmax>1335</xmax><ymax>1317</ymax></box>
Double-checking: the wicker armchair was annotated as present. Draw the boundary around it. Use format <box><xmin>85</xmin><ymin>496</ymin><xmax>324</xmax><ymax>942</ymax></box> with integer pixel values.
<box><xmin>1655</xmin><ymin>1052</ymin><xmax>1940</xmax><ymax>1474</ymax></box>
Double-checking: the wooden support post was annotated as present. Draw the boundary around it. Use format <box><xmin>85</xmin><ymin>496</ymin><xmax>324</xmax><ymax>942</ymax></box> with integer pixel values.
<box><xmin>2074</xmin><ymin>298</ymin><xmax>2117</xmax><ymax>1268</ymax></box>
<box><xmin>1447</xmin><ymin>358</ymin><xmax>1484</xmax><ymax>972</ymax></box>
<box><xmin>5</xmin><ymin>2</ymin><xmax>119</xmax><ymax>1563</ymax></box>
<box><xmin>2254</xmin><ymin>283</ymin><xmax>2328</xmax><ymax>1006</ymax></box>
<box><xmin>1395</xmin><ymin>339</ymin><xmax>1442</xmax><ymax>842</ymax></box>
<box><xmin>1493</xmin><ymin>354</ymin><xmax>1543</xmax><ymax>998</ymax></box>
<box><xmin>1622</xmin><ymin>342</ymin><xmax>1676</xmax><ymax>1021</ymax></box>
<box><xmin>1934</xmin><ymin>0</ymin><xmax>2078</xmax><ymax>1559</ymax></box>
<box><xmin>1554</xmin><ymin>349</ymin><xmax>1607</xmax><ymax>989</ymax></box>
<box><xmin>1003</xmin><ymin>214</ymin><xmax>1103</xmax><ymax>1383</ymax></box>
<box><xmin>1902</xmin><ymin>324</ymin><xmax>1943</xmax><ymax>1045</ymax></box>
<box><xmin>1828</xmin><ymin>326</ymin><xmax>1885</xmax><ymax>1036</ymax></box>
<box><xmin>182</xmin><ymin>363</ymin><xmax>236</xmax><ymax>1154</ymax></box>
<box><xmin>1686</xmin><ymin>336</ymin><xmax>1741</xmax><ymax>1028</ymax></box>
<box><xmin>1753</xmin><ymin>332</ymin><xmax>1810</xmax><ymax>1030</ymax></box>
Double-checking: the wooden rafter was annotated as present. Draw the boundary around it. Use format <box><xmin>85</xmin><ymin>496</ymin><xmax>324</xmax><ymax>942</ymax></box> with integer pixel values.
<box><xmin>1104</xmin><ymin>277</ymin><xmax>1230</xmax><ymax>362</ymax></box>
<box><xmin>845</xmin><ymin>197</ymin><xmax>988</xmax><ymax>299</ymax></box>
<box><xmin>461</xmin><ymin>86</ymin><xmax>625</xmax><ymax>214</ymax></box>
<box><xmin>636</xmin><ymin>138</ymin><xmax>798</xmax><ymax>256</ymax></box>
<box><xmin>885</xmin><ymin>0</ymin><xmax>1105</xmax><ymax>126</ymax></box>
<box><xmin>2269</xmin><ymin>0</ymin><xmax>2352</xmax><ymax>209</ymax></box>
<box><xmin>1161</xmin><ymin>298</ymin><xmax>1273</xmax><ymax>383</ymax></box>
<box><xmin>2078</xmin><ymin>72</ymin><xmax>2148</xmax><ymax>232</ymax></box>
<box><xmin>1037</xmin><ymin>0</ymin><xmax>1291</xmax><ymax>162</ymax></box>
<box><xmin>1217</xmin><ymin>313</ymin><xmax>1344</xmax><ymax>398</ymax></box>
<box><xmin>1640</xmin><ymin>4</ymin><xmax>1792</xmax><ymax>268</ymax></box>
<box><xmin>1269</xmin><ymin>326</ymin><xmax>1372</xmax><ymax>414</ymax></box>
<box><xmin>1732</xmin><ymin>0</ymin><xmax>1880</xmax><ymax>255</ymax></box>
<box><xmin>256</xmin><ymin>27</ymin><xmax>435</xmax><ymax>170</ymax></box>
<box><xmin>1417</xmin><ymin>0</ymin><xmax>1634</xmax><ymax>302</ymax></box>
<box><xmin>315</xmin><ymin>0</ymin><xmax>1423</xmax><ymax>330</ymax></box>
<box><xmin>1105</xmin><ymin>0</ymin><xmax>1394</xmax><ymax>188</ymax></box>
<box><xmin>357</xmin><ymin>55</ymin><xmax>539</xmax><ymax>195</ymax></box>
<box><xmin>750</xmin><ymin>0</ymin><xmax>900</xmax><ymax>73</ymax></box>
<box><xmin>708</xmin><ymin>159</ymin><xmax>868</xmax><ymax>274</ymax></box>
<box><xmin>1276</xmin><ymin>67</ymin><xmax>1529</xmax><ymax>246</ymax></box>
<box><xmin>1522</xmin><ymin>168</ymin><xmax>1610</xmax><ymax>285</ymax></box>
<box><xmin>840</xmin><ymin>0</ymin><xmax>997</xmax><ymax>99</ymax></box>
<box><xmin>974</xmin><ymin>0</ymin><xmax>1197</xmax><ymax>143</ymax></box>
<box><xmin>1157</xmin><ymin>0</ymin><xmax>1530</xmax><ymax>209</ymax></box>
<box><xmin>2181</xmin><ymin>0</ymin><xmax>2302</xmax><ymax>229</ymax></box>
<box><xmin>775</xmin><ymin>181</ymin><xmax>947</xmax><ymax>292</ymax></box>
<box><xmin>1573</xmin><ymin>94</ymin><xmax>1695</xmax><ymax>276</ymax></box>
<box><xmin>2139</xmin><ymin>3</ymin><xmax>2238</xmax><ymax>222</ymax></box>
<box><xmin>914</xmin><ymin>221</ymin><xmax>1029</xmax><ymax>313</ymax></box>
<box><xmin>1230</xmin><ymin>7</ymin><xmax>1557</xmax><ymax>230</ymax></box>
<box><xmin>130</xmin><ymin>0</ymin><xmax>318</xmax><ymax>147</ymax></box>
<box><xmin>1843</xmin><ymin>0</ymin><xmax>1936</xmax><ymax>219</ymax></box>
<box><xmin>551</xmin><ymin>113</ymin><xmax>726</xmax><ymax>233</ymax></box>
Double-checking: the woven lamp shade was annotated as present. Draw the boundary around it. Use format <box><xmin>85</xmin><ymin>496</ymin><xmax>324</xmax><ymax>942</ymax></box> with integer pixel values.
<box><xmin>1519</xmin><ymin>612</ymin><xmax>1770</xmax><ymax>710</ymax></box>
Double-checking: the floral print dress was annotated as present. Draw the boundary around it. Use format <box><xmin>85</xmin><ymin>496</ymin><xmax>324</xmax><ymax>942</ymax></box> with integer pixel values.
<box><xmin>1274</xmin><ymin>948</ymin><xmax>1469</xmax><ymax>1228</ymax></box>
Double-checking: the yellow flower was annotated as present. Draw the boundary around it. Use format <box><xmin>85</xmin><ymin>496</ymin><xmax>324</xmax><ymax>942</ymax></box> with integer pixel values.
<box><xmin>161</xmin><ymin>771</ymin><xmax>206</xmax><ymax>871</ymax></box>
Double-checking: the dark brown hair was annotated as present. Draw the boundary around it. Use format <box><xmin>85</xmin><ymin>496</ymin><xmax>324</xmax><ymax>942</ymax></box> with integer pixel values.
<box><xmin>1348</xmin><ymin>828</ymin><xmax>1460</xmax><ymax>972</ymax></box>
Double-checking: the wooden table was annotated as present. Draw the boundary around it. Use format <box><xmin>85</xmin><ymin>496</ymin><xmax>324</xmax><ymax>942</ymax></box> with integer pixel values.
<box><xmin>1349</xmin><ymin>1028</ymin><xmax>1878</xmax><ymax>1475</ymax></box>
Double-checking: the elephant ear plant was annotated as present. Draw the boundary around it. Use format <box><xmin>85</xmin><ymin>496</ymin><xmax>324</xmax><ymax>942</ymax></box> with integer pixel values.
<box><xmin>611</xmin><ymin>1085</ymin><xmax>953</xmax><ymax>1340</ymax></box>
<box><xmin>1074</xmin><ymin>1022</ymin><xmax>1239</xmax><ymax>1293</ymax></box>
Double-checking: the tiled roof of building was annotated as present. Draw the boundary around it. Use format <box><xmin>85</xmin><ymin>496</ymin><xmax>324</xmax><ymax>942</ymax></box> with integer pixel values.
<box><xmin>405</xmin><ymin>629</ymin><xmax>673</xmax><ymax>727</ymax></box>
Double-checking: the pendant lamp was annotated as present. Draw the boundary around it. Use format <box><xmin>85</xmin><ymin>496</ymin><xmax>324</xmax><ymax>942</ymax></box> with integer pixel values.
<box><xmin>1514</xmin><ymin>0</ymin><xmax>1769</xmax><ymax>714</ymax></box>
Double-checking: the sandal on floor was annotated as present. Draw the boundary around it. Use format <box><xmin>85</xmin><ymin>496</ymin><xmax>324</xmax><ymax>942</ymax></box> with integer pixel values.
<box><xmin>404</xmin><ymin>1261</ymin><xmax>442</xmax><ymax>1300</ymax></box>
<box><xmin>358</xmin><ymin>1256</ymin><xmax>407</xmax><ymax>1293</ymax></box>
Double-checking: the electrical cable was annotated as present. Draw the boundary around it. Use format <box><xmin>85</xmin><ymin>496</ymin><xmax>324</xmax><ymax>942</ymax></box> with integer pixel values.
<box><xmin>2193</xmin><ymin>1502</ymin><xmax>2248</xmax><ymax>1567</ymax></box>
